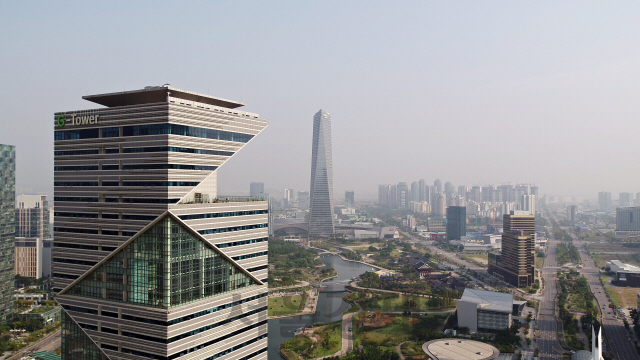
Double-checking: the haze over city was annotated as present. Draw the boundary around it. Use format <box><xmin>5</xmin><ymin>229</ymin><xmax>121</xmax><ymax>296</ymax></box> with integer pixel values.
<box><xmin>3</xmin><ymin>2</ymin><xmax>640</xmax><ymax>199</ymax></box>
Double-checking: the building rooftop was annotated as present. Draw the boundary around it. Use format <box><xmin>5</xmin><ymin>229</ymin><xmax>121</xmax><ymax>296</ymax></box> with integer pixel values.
<box><xmin>422</xmin><ymin>339</ymin><xmax>499</xmax><ymax>360</ymax></box>
<box><xmin>608</xmin><ymin>260</ymin><xmax>640</xmax><ymax>273</ymax></box>
<box><xmin>83</xmin><ymin>85</ymin><xmax>245</xmax><ymax>109</ymax></box>
<box><xmin>460</xmin><ymin>288</ymin><xmax>513</xmax><ymax>313</ymax></box>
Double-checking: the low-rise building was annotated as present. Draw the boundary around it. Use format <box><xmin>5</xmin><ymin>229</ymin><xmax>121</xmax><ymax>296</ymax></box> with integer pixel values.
<box><xmin>457</xmin><ymin>289</ymin><xmax>514</xmax><ymax>333</ymax></box>
<box><xmin>606</xmin><ymin>260</ymin><xmax>640</xmax><ymax>287</ymax></box>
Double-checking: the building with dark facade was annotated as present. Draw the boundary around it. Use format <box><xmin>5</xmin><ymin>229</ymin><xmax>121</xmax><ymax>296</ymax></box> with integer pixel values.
<box><xmin>309</xmin><ymin>110</ymin><xmax>335</xmax><ymax>237</ymax></box>
<box><xmin>0</xmin><ymin>144</ymin><xmax>15</xmax><ymax>322</ymax></box>
<box><xmin>53</xmin><ymin>86</ymin><xmax>268</xmax><ymax>360</ymax></box>
<box><xmin>446</xmin><ymin>206</ymin><xmax>466</xmax><ymax>240</ymax></box>
<box><xmin>488</xmin><ymin>211</ymin><xmax>535</xmax><ymax>288</ymax></box>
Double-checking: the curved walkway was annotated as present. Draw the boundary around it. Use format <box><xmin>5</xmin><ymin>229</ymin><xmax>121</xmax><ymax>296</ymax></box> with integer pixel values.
<box><xmin>349</xmin><ymin>281</ymin><xmax>434</xmax><ymax>298</ymax></box>
<box><xmin>268</xmin><ymin>280</ymin><xmax>310</xmax><ymax>291</ymax></box>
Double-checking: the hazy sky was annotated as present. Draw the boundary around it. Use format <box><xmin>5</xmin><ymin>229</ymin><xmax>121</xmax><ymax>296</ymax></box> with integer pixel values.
<box><xmin>2</xmin><ymin>2</ymin><xmax>639</xmax><ymax>200</ymax></box>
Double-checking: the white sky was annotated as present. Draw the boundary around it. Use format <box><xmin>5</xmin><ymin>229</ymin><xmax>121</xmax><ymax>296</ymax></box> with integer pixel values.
<box><xmin>2</xmin><ymin>2</ymin><xmax>639</xmax><ymax>200</ymax></box>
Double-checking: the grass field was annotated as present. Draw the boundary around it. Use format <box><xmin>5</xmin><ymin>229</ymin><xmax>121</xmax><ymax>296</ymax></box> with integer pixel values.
<box><xmin>401</xmin><ymin>341</ymin><xmax>426</xmax><ymax>357</ymax></box>
<box><xmin>461</xmin><ymin>254</ymin><xmax>488</xmax><ymax>266</ymax></box>
<box><xmin>605</xmin><ymin>285</ymin><xmax>638</xmax><ymax>309</ymax></box>
<box><xmin>268</xmin><ymin>295</ymin><xmax>304</xmax><ymax>317</ymax></box>
<box><xmin>365</xmin><ymin>295</ymin><xmax>455</xmax><ymax>312</ymax></box>
<box><xmin>536</xmin><ymin>255</ymin><xmax>545</xmax><ymax>269</ymax></box>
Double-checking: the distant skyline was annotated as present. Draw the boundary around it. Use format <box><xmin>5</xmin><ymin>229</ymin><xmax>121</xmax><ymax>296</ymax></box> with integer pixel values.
<box><xmin>3</xmin><ymin>2</ymin><xmax>640</xmax><ymax>198</ymax></box>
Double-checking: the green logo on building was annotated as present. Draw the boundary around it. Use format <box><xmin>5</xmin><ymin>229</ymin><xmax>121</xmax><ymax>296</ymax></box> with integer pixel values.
<box><xmin>57</xmin><ymin>115</ymin><xmax>66</xmax><ymax>127</ymax></box>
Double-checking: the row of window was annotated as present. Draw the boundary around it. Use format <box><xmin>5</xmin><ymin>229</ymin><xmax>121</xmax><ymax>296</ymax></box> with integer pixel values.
<box><xmin>54</xmin><ymin>197</ymin><xmax>181</xmax><ymax>204</ymax></box>
<box><xmin>199</xmin><ymin>223</ymin><xmax>268</xmax><ymax>235</ymax></box>
<box><xmin>55</xmin><ymin>123</ymin><xmax>254</xmax><ymax>143</ymax></box>
<box><xmin>62</xmin><ymin>292</ymin><xmax>268</xmax><ymax>326</ymax></box>
<box><xmin>100</xmin><ymin>322</ymin><xmax>267</xmax><ymax>360</ymax></box>
<box><xmin>54</xmin><ymin>227</ymin><xmax>134</xmax><ymax>237</ymax></box>
<box><xmin>55</xmin><ymin>146</ymin><xmax>235</xmax><ymax>157</ymax></box>
<box><xmin>232</xmin><ymin>251</ymin><xmax>268</xmax><ymax>261</ymax></box>
<box><xmin>54</xmin><ymin>212</ymin><xmax>157</xmax><ymax>221</ymax></box>
<box><xmin>179</xmin><ymin>209</ymin><xmax>268</xmax><ymax>220</ymax></box>
<box><xmin>54</xmin><ymin>164</ymin><xmax>217</xmax><ymax>171</ymax></box>
<box><xmin>246</xmin><ymin>265</ymin><xmax>269</xmax><ymax>272</ymax></box>
<box><xmin>54</xmin><ymin>243</ymin><xmax>117</xmax><ymax>252</ymax></box>
<box><xmin>215</xmin><ymin>237</ymin><xmax>268</xmax><ymax>249</ymax></box>
<box><xmin>53</xmin><ymin>258</ymin><xmax>97</xmax><ymax>266</ymax></box>
<box><xmin>54</xmin><ymin>181</ymin><xmax>201</xmax><ymax>187</ymax></box>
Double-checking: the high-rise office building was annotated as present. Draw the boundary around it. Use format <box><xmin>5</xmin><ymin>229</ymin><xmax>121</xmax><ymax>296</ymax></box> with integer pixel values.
<box><xmin>297</xmin><ymin>191</ymin><xmax>310</xmax><ymax>210</ymax></box>
<box><xmin>410</xmin><ymin>182</ymin><xmax>419</xmax><ymax>203</ymax></box>
<box><xmin>0</xmin><ymin>144</ymin><xmax>15</xmax><ymax>322</ymax></box>
<box><xmin>250</xmin><ymin>182</ymin><xmax>264</xmax><ymax>197</ymax></box>
<box><xmin>434</xmin><ymin>179</ymin><xmax>442</xmax><ymax>194</ymax></box>
<box><xmin>598</xmin><ymin>192</ymin><xmax>612</xmax><ymax>210</ymax></box>
<box><xmin>16</xmin><ymin>195</ymin><xmax>50</xmax><ymax>238</ymax></box>
<box><xmin>15</xmin><ymin>237</ymin><xmax>42</xmax><ymax>279</ymax></box>
<box><xmin>309</xmin><ymin>110</ymin><xmax>335</xmax><ymax>237</ymax></box>
<box><xmin>432</xmin><ymin>193</ymin><xmax>446</xmax><ymax>217</ymax></box>
<box><xmin>488</xmin><ymin>211</ymin><xmax>535</xmax><ymax>288</ymax></box>
<box><xmin>446</xmin><ymin>206</ymin><xmax>466</xmax><ymax>241</ymax></box>
<box><xmin>418</xmin><ymin>179</ymin><xmax>427</xmax><ymax>202</ymax></box>
<box><xmin>522</xmin><ymin>194</ymin><xmax>536</xmax><ymax>216</ymax></box>
<box><xmin>283</xmin><ymin>188</ymin><xmax>294</xmax><ymax>207</ymax></box>
<box><xmin>345</xmin><ymin>191</ymin><xmax>354</xmax><ymax>208</ymax></box>
<box><xmin>567</xmin><ymin>205</ymin><xmax>576</xmax><ymax>225</ymax></box>
<box><xmin>396</xmin><ymin>182</ymin><xmax>408</xmax><ymax>209</ymax></box>
<box><xmin>615</xmin><ymin>207</ymin><xmax>640</xmax><ymax>238</ymax></box>
<box><xmin>53</xmin><ymin>86</ymin><xmax>268</xmax><ymax>360</ymax></box>
<box><xmin>636</xmin><ymin>193</ymin><xmax>640</xmax><ymax>206</ymax></box>
<box><xmin>620</xmin><ymin>192</ymin><xmax>633</xmax><ymax>207</ymax></box>
<box><xmin>457</xmin><ymin>186</ymin><xmax>468</xmax><ymax>201</ymax></box>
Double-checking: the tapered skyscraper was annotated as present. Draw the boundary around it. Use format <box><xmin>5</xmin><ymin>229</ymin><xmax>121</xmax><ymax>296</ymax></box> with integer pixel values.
<box><xmin>309</xmin><ymin>110</ymin><xmax>335</xmax><ymax>237</ymax></box>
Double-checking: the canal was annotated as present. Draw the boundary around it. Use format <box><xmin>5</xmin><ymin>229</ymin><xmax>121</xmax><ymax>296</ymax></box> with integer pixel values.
<box><xmin>267</xmin><ymin>254</ymin><xmax>375</xmax><ymax>358</ymax></box>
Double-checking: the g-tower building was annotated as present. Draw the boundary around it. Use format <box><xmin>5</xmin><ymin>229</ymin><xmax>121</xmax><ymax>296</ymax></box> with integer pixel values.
<box><xmin>53</xmin><ymin>86</ymin><xmax>269</xmax><ymax>360</ymax></box>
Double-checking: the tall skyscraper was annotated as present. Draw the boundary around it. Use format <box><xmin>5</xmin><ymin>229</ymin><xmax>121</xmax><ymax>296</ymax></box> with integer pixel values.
<box><xmin>283</xmin><ymin>188</ymin><xmax>294</xmax><ymax>206</ymax></box>
<box><xmin>0</xmin><ymin>144</ymin><xmax>15</xmax><ymax>322</ymax></box>
<box><xmin>446</xmin><ymin>206</ymin><xmax>466</xmax><ymax>241</ymax></box>
<box><xmin>620</xmin><ymin>192</ymin><xmax>633</xmax><ymax>207</ymax></box>
<box><xmin>598</xmin><ymin>191</ymin><xmax>612</xmax><ymax>210</ymax></box>
<box><xmin>309</xmin><ymin>110</ymin><xmax>335</xmax><ymax>237</ymax></box>
<box><xmin>432</xmin><ymin>193</ymin><xmax>446</xmax><ymax>217</ymax></box>
<box><xmin>16</xmin><ymin>195</ymin><xmax>50</xmax><ymax>238</ymax></box>
<box><xmin>250</xmin><ymin>182</ymin><xmax>264</xmax><ymax>197</ymax></box>
<box><xmin>567</xmin><ymin>205</ymin><xmax>577</xmax><ymax>225</ymax></box>
<box><xmin>345</xmin><ymin>190</ymin><xmax>354</xmax><ymax>208</ymax></box>
<box><xmin>488</xmin><ymin>211</ymin><xmax>535</xmax><ymax>288</ymax></box>
<box><xmin>522</xmin><ymin>194</ymin><xmax>536</xmax><ymax>216</ymax></box>
<box><xmin>615</xmin><ymin>207</ymin><xmax>640</xmax><ymax>238</ymax></box>
<box><xmin>53</xmin><ymin>86</ymin><xmax>268</xmax><ymax>360</ymax></box>
<box><xmin>418</xmin><ymin>179</ymin><xmax>427</xmax><ymax>202</ymax></box>
<box><xmin>297</xmin><ymin>191</ymin><xmax>310</xmax><ymax>210</ymax></box>
<box><xmin>396</xmin><ymin>182</ymin><xmax>408</xmax><ymax>209</ymax></box>
<box><xmin>434</xmin><ymin>179</ymin><xmax>442</xmax><ymax>194</ymax></box>
<box><xmin>410</xmin><ymin>181</ymin><xmax>419</xmax><ymax>203</ymax></box>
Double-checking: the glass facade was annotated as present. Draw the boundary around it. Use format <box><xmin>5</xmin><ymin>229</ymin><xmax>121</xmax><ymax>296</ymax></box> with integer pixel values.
<box><xmin>67</xmin><ymin>216</ymin><xmax>256</xmax><ymax>308</ymax></box>
<box><xmin>0</xmin><ymin>145</ymin><xmax>15</xmax><ymax>322</ymax></box>
<box><xmin>61</xmin><ymin>311</ymin><xmax>104</xmax><ymax>360</ymax></box>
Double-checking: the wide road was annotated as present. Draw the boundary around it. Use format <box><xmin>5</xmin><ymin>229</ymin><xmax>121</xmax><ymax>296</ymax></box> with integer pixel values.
<box><xmin>577</xmin><ymin>241</ymin><xmax>639</xmax><ymax>360</ymax></box>
<box><xmin>537</xmin><ymin>239</ymin><xmax>563</xmax><ymax>360</ymax></box>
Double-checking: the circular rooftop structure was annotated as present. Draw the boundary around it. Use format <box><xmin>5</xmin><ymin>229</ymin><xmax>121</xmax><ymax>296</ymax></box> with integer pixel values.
<box><xmin>422</xmin><ymin>339</ymin><xmax>500</xmax><ymax>360</ymax></box>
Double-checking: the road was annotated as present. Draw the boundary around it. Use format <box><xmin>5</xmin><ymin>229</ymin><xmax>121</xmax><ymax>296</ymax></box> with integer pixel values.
<box><xmin>3</xmin><ymin>329</ymin><xmax>60</xmax><ymax>360</ymax></box>
<box><xmin>537</xmin><ymin>239</ymin><xmax>563</xmax><ymax>360</ymax></box>
<box><xmin>577</xmin><ymin>241</ymin><xmax>639</xmax><ymax>360</ymax></box>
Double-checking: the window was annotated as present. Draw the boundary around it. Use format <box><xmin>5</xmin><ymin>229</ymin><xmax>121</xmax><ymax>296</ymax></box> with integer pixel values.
<box><xmin>55</xmin><ymin>128</ymin><xmax>100</xmax><ymax>141</ymax></box>
<box><xmin>102</xmin><ymin>127</ymin><xmax>120</xmax><ymax>138</ymax></box>
<box><xmin>198</xmin><ymin>223</ymin><xmax>268</xmax><ymax>235</ymax></box>
<box><xmin>122</xmin><ymin>123</ymin><xmax>253</xmax><ymax>143</ymax></box>
<box><xmin>123</xmin><ymin>146</ymin><xmax>234</xmax><ymax>157</ymax></box>
<box><xmin>54</xmin><ymin>166</ymin><xmax>99</xmax><ymax>171</ymax></box>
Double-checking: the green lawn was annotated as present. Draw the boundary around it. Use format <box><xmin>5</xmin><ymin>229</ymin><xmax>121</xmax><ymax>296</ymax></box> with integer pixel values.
<box><xmin>268</xmin><ymin>295</ymin><xmax>304</xmax><ymax>316</ymax></box>
<box><xmin>312</xmin><ymin>323</ymin><xmax>343</xmax><ymax>358</ymax></box>
<box><xmin>29</xmin><ymin>306</ymin><xmax>54</xmax><ymax>314</ymax></box>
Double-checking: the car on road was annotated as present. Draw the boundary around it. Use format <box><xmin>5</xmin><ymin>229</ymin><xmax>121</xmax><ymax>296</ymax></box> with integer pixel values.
<box><xmin>348</xmin><ymin>328</ymin><xmax>352</xmax><ymax>332</ymax></box>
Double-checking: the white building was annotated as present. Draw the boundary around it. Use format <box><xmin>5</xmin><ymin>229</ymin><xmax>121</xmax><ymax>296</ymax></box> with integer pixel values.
<box><xmin>457</xmin><ymin>289</ymin><xmax>515</xmax><ymax>333</ymax></box>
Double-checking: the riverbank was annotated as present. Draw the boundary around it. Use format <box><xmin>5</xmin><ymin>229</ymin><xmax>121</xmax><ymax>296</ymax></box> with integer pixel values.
<box><xmin>269</xmin><ymin>289</ymin><xmax>319</xmax><ymax>320</ymax></box>
<box><xmin>309</xmin><ymin>246</ymin><xmax>391</xmax><ymax>272</ymax></box>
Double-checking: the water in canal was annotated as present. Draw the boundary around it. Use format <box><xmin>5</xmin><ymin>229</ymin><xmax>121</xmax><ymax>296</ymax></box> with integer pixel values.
<box><xmin>267</xmin><ymin>254</ymin><xmax>375</xmax><ymax>358</ymax></box>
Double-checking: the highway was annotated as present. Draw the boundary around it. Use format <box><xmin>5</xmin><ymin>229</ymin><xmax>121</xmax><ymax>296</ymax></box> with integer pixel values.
<box><xmin>537</xmin><ymin>240</ymin><xmax>563</xmax><ymax>360</ymax></box>
<box><xmin>577</xmin><ymin>241</ymin><xmax>639</xmax><ymax>360</ymax></box>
